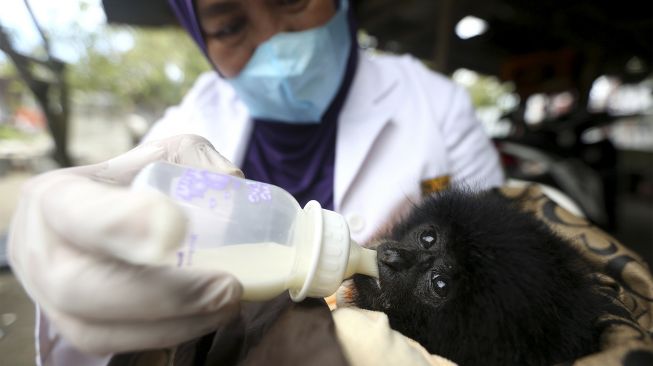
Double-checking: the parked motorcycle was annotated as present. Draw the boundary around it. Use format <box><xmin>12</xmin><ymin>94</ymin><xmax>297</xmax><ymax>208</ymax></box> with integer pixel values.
<box><xmin>494</xmin><ymin>111</ymin><xmax>618</xmax><ymax>230</ymax></box>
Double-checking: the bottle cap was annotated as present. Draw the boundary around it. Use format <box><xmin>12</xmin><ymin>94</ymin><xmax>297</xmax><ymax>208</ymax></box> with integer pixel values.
<box><xmin>289</xmin><ymin>200</ymin><xmax>351</xmax><ymax>301</ymax></box>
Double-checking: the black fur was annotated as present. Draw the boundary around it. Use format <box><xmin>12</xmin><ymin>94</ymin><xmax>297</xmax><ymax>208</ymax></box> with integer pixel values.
<box><xmin>353</xmin><ymin>188</ymin><xmax>608</xmax><ymax>366</ymax></box>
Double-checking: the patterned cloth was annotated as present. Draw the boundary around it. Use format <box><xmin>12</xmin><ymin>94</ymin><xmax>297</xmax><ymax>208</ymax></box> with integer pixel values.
<box><xmin>499</xmin><ymin>184</ymin><xmax>653</xmax><ymax>365</ymax></box>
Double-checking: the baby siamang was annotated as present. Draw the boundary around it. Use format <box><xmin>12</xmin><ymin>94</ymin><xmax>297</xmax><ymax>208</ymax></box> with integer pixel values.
<box><xmin>352</xmin><ymin>188</ymin><xmax>609</xmax><ymax>366</ymax></box>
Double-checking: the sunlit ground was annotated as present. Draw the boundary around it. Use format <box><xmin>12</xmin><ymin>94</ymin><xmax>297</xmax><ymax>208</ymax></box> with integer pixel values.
<box><xmin>0</xmin><ymin>171</ymin><xmax>36</xmax><ymax>366</ymax></box>
<box><xmin>0</xmin><ymin>269</ymin><xmax>35</xmax><ymax>366</ymax></box>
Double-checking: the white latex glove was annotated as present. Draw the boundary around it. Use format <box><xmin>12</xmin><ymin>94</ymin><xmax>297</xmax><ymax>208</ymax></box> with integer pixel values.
<box><xmin>8</xmin><ymin>134</ymin><xmax>244</xmax><ymax>355</ymax></box>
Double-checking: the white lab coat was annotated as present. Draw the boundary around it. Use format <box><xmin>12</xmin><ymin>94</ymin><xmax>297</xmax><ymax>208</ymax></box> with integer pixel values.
<box><xmin>37</xmin><ymin>50</ymin><xmax>504</xmax><ymax>366</ymax></box>
<box><xmin>143</xmin><ymin>50</ymin><xmax>504</xmax><ymax>243</ymax></box>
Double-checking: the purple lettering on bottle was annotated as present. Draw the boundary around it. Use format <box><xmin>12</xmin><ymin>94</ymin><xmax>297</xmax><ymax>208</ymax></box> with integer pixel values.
<box><xmin>246</xmin><ymin>182</ymin><xmax>272</xmax><ymax>203</ymax></box>
<box><xmin>175</xmin><ymin>168</ymin><xmax>232</xmax><ymax>202</ymax></box>
<box><xmin>175</xmin><ymin>169</ymin><xmax>205</xmax><ymax>201</ymax></box>
<box><xmin>202</xmin><ymin>171</ymin><xmax>231</xmax><ymax>190</ymax></box>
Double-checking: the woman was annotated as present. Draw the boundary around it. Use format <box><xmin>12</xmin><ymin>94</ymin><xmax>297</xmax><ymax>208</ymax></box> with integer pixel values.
<box><xmin>149</xmin><ymin>0</ymin><xmax>504</xmax><ymax>241</ymax></box>
<box><xmin>8</xmin><ymin>0</ymin><xmax>503</xmax><ymax>364</ymax></box>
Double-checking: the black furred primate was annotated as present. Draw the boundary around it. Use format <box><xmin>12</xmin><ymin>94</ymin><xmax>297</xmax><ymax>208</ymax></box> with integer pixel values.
<box><xmin>352</xmin><ymin>188</ymin><xmax>610</xmax><ymax>366</ymax></box>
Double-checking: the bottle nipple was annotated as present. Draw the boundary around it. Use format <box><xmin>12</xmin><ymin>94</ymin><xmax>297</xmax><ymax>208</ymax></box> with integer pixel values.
<box><xmin>290</xmin><ymin>201</ymin><xmax>379</xmax><ymax>301</ymax></box>
<box><xmin>344</xmin><ymin>241</ymin><xmax>379</xmax><ymax>279</ymax></box>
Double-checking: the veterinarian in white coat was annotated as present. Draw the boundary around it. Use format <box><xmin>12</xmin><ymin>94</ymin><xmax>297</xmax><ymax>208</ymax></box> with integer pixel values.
<box><xmin>8</xmin><ymin>0</ymin><xmax>504</xmax><ymax>364</ymax></box>
<box><xmin>144</xmin><ymin>51</ymin><xmax>504</xmax><ymax>243</ymax></box>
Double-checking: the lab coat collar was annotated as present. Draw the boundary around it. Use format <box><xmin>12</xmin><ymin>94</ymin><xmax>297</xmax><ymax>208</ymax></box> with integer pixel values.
<box><xmin>334</xmin><ymin>51</ymin><xmax>401</xmax><ymax>210</ymax></box>
<box><xmin>219</xmin><ymin>51</ymin><xmax>402</xmax><ymax>211</ymax></box>
<box><xmin>209</xmin><ymin>80</ymin><xmax>253</xmax><ymax>166</ymax></box>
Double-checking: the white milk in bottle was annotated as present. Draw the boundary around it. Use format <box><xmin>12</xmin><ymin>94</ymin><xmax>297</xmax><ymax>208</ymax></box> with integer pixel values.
<box><xmin>131</xmin><ymin>161</ymin><xmax>379</xmax><ymax>302</ymax></box>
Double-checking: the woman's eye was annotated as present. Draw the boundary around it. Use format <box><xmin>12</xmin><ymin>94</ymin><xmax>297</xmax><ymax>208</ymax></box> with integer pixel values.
<box><xmin>431</xmin><ymin>273</ymin><xmax>449</xmax><ymax>298</ymax></box>
<box><xmin>277</xmin><ymin>0</ymin><xmax>303</xmax><ymax>6</ymax></box>
<box><xmin>276</xmin><ymin>0</ymin><xmax>308</xmax><ymax>12</ymax></box>
<box><xmin>208</xmin><ymin>17</ymin><xmax>246</xmax><ymax>40</ymax></box>
<box><xmin>418</xmin><ymin>230</ymin><xmax>437</xmax><ymax>248</ymax></box>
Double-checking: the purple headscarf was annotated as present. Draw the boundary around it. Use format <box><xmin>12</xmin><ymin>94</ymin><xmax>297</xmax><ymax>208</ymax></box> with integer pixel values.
<box><xmin>168</xmin><ymin>0</ymin><xmax>207</xmax><ymax>54</ymax></box>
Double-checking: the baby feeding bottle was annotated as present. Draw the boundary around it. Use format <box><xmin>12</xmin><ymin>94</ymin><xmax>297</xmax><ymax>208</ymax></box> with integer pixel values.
<box><xmin>131</xmin><ymin>161</ymin><xmax>378</xmax><ymax>301</ymax></box>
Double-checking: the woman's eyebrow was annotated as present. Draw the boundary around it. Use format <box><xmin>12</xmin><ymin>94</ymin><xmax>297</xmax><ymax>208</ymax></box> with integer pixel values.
<box><xmin>198</xmin><ymin>1</ymin><xmax>241</xmax><ymax>19</ymax></box>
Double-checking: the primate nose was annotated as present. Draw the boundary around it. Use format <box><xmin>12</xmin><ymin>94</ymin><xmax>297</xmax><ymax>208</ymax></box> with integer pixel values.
<box><xmin>416</xmin><ymin>253</ymin><xmax>435</xmax><ymax>271</ymax></box>
<box><xmin>378</xmin><ymin>246</ymin><xmax>415</xmax><ymax>271</ymax></box>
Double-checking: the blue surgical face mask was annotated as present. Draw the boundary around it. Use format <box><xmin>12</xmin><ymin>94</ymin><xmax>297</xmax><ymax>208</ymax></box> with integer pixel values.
<box><xmin>226</xmin><ymin>0</ymin><xmax>352</xmax><ymax>124</ymax></box>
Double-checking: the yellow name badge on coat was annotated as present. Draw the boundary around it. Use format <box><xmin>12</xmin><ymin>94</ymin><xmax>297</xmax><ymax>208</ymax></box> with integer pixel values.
<box><xmin>420</xmin><ymin>176</ymin><xmax>451</xmax><ymax>196</ymax></box>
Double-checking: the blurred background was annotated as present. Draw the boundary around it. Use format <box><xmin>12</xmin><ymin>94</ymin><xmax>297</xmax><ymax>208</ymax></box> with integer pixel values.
<box><xmin>0</xmin><ymin>0</ymin><xmax>651</xmax><ymax>364</ymax></box>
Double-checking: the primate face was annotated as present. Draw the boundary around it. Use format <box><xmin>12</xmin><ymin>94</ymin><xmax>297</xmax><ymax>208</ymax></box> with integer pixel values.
<box><xmin>352</xmin><ymin>189</ymin><xmax>497</xmax><ymax>325</ymax></box>
<box><xmin>375</xmin><ymin>223</ymin><xmax>459</xmax><ymax>310</ymax></box>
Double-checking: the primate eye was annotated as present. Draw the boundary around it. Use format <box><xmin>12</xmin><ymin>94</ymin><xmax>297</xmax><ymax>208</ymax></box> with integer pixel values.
<box><xmin>419</xmin><ymin>230</ymin><xmax>437</xmax><ymax>248</ymax></box>
<box><xmin>431</xmin><ymin>273</ymin><xmax>449</xmax><ymax>298</ymax></box>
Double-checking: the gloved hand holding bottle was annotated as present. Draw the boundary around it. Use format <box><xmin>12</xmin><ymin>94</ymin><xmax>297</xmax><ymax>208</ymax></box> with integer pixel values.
<box><xmin>8</xmin><ymin>135</ymin><xmax>244</xmax><ymax>355</ymax></box>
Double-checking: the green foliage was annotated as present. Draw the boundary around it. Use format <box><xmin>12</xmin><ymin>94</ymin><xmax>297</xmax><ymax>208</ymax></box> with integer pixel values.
<box><xmin>68</xmin><ymin>26</ymin><xmax>210</xmax><ymax>113</ymax></box>
<box><xmin>1</xmin><ymin>3</ymin><xmax>210</xmax><ymax>115</ymax></box>
<box><xmin>0</xmin><ymin>124</ymin><xmax>31</xmax><ymax>140</ymax></box>
<box><xmin>0</xmin><ymin>60</ymin><xmax>28</xmax><ymax>112</ymax></box>
<box><xmin>450</xmin><ymin>68</ymin><xmax>517</xmax><ymax>114</ymax></box>
<box><xmin>0</xmin><ymin>59</ymin><xmax>13</xmax><ymax>75</ymax></box>
<box><xmin>466</xmin><ymin>75</ymin><xmax>515</xmax><ymax>109</ymax></box>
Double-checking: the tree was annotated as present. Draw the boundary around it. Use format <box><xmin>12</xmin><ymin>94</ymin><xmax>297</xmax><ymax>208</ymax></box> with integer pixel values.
<box><xmin>68</xmin><ymin>26</ymin><xmax>209</xmax><ymax>116</ymax></box>
<box><xmin>0</xmin><ymin>0</ymin><xmax>72</xmax><ymax>166</ymax></box>
<box><xmin>1</xmin><ymin>1</ymin><xmax>210</xmax><ymax>165</ymax></box>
